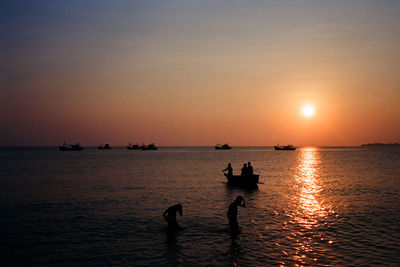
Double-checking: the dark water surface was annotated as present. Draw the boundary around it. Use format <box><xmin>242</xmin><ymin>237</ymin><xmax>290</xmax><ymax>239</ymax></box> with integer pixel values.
<box><xmin>1</xmin><ymin>146</ymin><xmax>400</xmax><ymax>266</ymax></box>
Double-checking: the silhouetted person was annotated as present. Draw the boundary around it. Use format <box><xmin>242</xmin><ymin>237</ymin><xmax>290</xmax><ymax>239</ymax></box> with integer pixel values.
<box><xmin>163</xmin><ymin>204</ymin><xmax>183</xmax><ymax>231</ymax></box>
<box><xmin>223</xmin><ymin>163</ymin><xmax>233</xmax><ymax>176</ymax></box>
<box><xmin>227</xmin><ymin>196</ymin><xmax>245</xmax><ymax>234</ymax></box>
<box><xmin>247</xmin><ymin>162</ymin><xmax>253</xmax><ymax>175</ymax></box>
<box><xmin>241</xmin><ymin>163</ymin><xmax>248</xmax><ymax>176</ymax></box>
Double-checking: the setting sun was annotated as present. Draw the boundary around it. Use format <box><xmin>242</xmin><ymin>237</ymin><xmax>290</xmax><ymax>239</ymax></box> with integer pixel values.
<box><xmin>302</xmin><ymin>105</ymin><xmax>315</xmax><ymax>118</ymax></box>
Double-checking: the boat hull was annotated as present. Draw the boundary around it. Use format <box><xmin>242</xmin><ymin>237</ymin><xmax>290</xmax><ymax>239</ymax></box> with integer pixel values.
<box><xmin>59</xmin><ymin>146</ymin><xmax>84</xmax><ymax>151</ymax></box>
<box><xmin>127</xmin><ymin>146</ymin><xmax>140</xmax><ymax>150</ymax></box>
<box><xmin>98</xmin><ymin>145</ymin><xmax>112</xmax><ymax>149</ymax></box>
<box><xmin>215</xmin><ymin>146</ymin><xmax>232</xmax><ymax>150</ymax></box>
<box><xmin>140</xmin><ymin>146</ymin><xmax>158</xmax><ymax>150</ymax></box>
<box><xmin>274</xmin><ymin>146</ymin><xmax>296</xmax><ymax>150</ymax></box>
<box><xmin>225</xmin><ymin>174</ymin><xmax>259</xmax><ymax>187</ymax></box>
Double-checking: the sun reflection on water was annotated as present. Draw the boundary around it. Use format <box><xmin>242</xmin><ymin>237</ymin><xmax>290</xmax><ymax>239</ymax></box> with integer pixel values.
<box><xmin>279</xmin><ymin>147</ymin><xmax>334</xmax><ymax>265</ymax></box>
<box><xmin>295</xmin><ymin>147</ymin><xmax>328</xmax><ymax>227</ymax></box>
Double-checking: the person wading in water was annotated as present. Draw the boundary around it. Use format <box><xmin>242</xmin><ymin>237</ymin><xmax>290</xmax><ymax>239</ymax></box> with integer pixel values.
<box><xmin>163</xmin><ymin>204</ymin><xmax>183</xmax><ymax>231</ymax></box>
<box><xmin>227</xmin><ymin>196</ymin><xmax>245</xmax><ymax>234</ymax></box>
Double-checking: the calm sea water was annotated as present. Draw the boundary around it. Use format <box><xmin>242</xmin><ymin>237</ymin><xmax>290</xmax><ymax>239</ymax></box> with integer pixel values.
<box><xmin>1</xmin><ymin>146</ymin><xmax>400</xmax><ymax>266</ymax></box>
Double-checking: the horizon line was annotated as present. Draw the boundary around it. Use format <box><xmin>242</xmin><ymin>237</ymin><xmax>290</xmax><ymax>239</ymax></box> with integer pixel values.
<box><xmin>0</xmin><ymin>144</ymin><xmax>374</xmax><ymax>148</ymax></box>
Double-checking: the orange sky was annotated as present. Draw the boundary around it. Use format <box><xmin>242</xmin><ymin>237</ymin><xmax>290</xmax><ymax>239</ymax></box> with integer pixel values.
<box><xmin>1</xmin><ymin>1</ymin><xmax>400</xmax><ymax>146</ymax></box>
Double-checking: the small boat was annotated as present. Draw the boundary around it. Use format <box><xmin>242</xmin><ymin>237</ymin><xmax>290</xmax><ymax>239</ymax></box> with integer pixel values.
<box><xmin>274</xmin><ymin>144</ymin><xmax>296</xmax><ymax>150</ymax></box>
<box><xmin>215</xmin><ymin>143</ymin><xmax>232</xmax><ymax>150</ymax></box>
<box><xmin>140</xmin><ymin>143</ymin><xmax>158</xmax><ymax>150</ymax></box>
<box><xmin>225</xmin><ymin>174</ymin><xmax>259</xmax><ymax>187</ymax></box>
<box><xmin>127</xmin><ymin>142</ymin><xmax>140</xmax><ymax>150</ymax></box>
<box><xmin>98</xmin><ymin>144</ymin><xmax>112</xmax><ymax>149</ymax></box>
<box><xmin>59</xmin><ymin>142</ymin><xmax>84</xmax><ymax>151</ymax></box>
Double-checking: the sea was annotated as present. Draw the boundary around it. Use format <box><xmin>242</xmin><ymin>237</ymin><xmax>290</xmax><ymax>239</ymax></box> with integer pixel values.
<box><xmin>0</xmin><ymin>146</ymin><xmax>399</xmax><ymax>266</ymax></box>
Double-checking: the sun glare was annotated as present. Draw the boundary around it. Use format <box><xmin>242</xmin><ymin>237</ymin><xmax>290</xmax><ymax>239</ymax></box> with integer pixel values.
<box><xmin>302</xmin><ymin>105</ymin><xmax>315</xmax><ymax>118</ymax></box>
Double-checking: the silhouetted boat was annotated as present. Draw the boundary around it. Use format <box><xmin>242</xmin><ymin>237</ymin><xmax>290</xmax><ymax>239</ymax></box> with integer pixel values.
<box><xmin>140</xmin><ymin>143</ymin><xmax>158</xmax><ymax>150</ymax></box>
<box><xmin>215</xmin><ymin>143</ymin><xmax>232</xmax><ymax>150</ymax></box>
<box><xmin>274</xmin><ymin>144</ymin><xmax>296</xmax><ymax>150</ymax></box>
<box><xmin>59</xmin><ymin>142</ymin><xmax>84</xmax><ymax>151</ymax></box>
<box><xmin>127</xmin><ymin>142</ymin><xmax>140</xmax><ymax>150</ymax></box>
<box><xmin>98</xmin><ymin>144</ymin><xmax>112</xmax><ymax>149</ymax></box>
<box><xmin>225</xmin><ymin>174</ymin><xmax>259</xmax><ymax>187</ymax></box>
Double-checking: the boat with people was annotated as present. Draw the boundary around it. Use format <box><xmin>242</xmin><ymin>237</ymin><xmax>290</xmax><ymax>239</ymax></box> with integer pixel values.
<box><xmin>223</xmin><ymin>162</ymin><xmax>259</xmax><ymax>187</ymax></box>
<box><xmin>59</xmin><ymin>142</ymin><xmax>84</xmax><ymax>151</ymax></box>
<box><xmin>215</xmin><ymin>143</ymin><xmax>232</xmax><ymax>150</ymax></box>
<box><xmin>224</xmin><ymin>173</ymin><xmax>259</xmax><ymax>187</ymax></box>
<box><xmin>98</xmin><ymin>144</ymin><xmax>112</xmax><ymax>149</ymax></box>
<box><xmin>127</xmin><ymin>142</ymin><xmax>140</xmax><ymax>150</ymax></box>
<box><xmin>274</xmin><ymin>144</ymin><xmax>296</xmax><ymax>150</ymax></box>
<box><xmin>140</xmin><ymin>143</ymin><xmax>158</xmax><ymax>150</ymax></box>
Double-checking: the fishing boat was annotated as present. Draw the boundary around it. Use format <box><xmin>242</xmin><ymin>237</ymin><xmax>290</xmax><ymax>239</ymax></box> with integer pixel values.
<box><xmin>140</xmin><ymin>143</ymin><xmax>158</xmax><ymax>150</ymax></box>
<box><xmin>98</xmin><ymin>144</ymin><xmax>112</xmax><ymax>149</ymax></box>
<box><xmin>59</xmin><ymin>142</ymin><xmax>84</xmax><ymax>151</ymax></box>
<box><xmin>274</xmin><ymin>144</ymin><xmax>296</xmax><ymax>150</ymax></box>
<box><xmin>127</xmin><ymin>142</ymin><xmax>140</xmax><ymax>150</ymax></box>
<box><xmin>224</xmin><ymin>174</ymin><xmax>259</xmax><ymax>187</ymax></box>
<box><xmin>215</xmin><ymin>143</ymin><xmax>232</xmax><ymax>150</ymax></box>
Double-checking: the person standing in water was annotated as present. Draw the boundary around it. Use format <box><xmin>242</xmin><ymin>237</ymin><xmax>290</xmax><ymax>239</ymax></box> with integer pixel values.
<box><xmin>223</xmin><ymin>163</ymin><xmax>233</xmax><ymax>176</ymax></box>
<box><xmin>227</xmin><ymin>196</ymin><xmax>245</xmax><ymax>234</ymax></box>
<box><xmin>163</xmin><ymin>204</ymin><xmax>183</xmax><ymax>230</ymax></box>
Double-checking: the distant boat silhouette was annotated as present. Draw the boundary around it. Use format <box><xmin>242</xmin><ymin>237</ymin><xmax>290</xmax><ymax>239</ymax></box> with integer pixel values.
<box><xmin>274</xmin><ymin>144</ymin><xmax>296</xmax><ymax>150</ymax></box>
<box><xmin>127</xmin><ymin>142</ymin><xmax>140</xmax><ymax>150</ymax></box>
<box><xmin>98</xmin><ymin>144</ymin><xmax>112</xmax><ymax>149</ymax></box>
<box><xmin>215</xmin><ymin>143</ymin><xmax>232</xmax><ymax>150</ymax></box>
<box><xmin>224</xmin><ymin>173</ymin><xmax>259</xmax><ymax>187</ymax></box>
<box><xmin>140</xmin><ymin>143</ymin><xmax>158</xmax><ymax>150</ymax></box>
<box><xmin>59</xmin><ymin>142</ymin><xmax>84</xmax><ymax>151</ymax></box>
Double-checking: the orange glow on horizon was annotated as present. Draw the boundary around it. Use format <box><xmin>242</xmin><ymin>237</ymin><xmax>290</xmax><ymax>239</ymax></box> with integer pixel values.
<box><xmin>1</xmin><ymin>1</ymin><xmax>400</xmax><ymax>146</ymax></box>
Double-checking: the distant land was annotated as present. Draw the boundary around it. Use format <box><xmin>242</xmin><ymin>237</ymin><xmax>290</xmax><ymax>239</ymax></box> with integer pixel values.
<box><xmin>361</xmin><ymin>142</ymin><xmax>400</xmax><ymax>147</ymax></box>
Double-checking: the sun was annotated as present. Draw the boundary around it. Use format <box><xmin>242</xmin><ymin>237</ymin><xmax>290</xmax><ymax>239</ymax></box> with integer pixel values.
<box><xmin>302</xmin><ymin>105</ymin><xmax>315</xmax><ymax>117</ymax></box>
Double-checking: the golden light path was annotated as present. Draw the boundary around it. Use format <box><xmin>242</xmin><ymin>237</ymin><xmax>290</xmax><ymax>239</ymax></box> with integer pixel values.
<box><xmin>295</xmin><ymin>147</ymin><xmax>328</xmax><ymax>227</ymax></box>
<box><xmin>282</xmin><ymin>147</ymin><xmax>334</xmax><ymax>265</ymax></box>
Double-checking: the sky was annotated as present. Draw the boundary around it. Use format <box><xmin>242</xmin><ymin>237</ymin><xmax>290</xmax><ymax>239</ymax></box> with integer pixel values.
<box><xmin>1</xmin><ymin>0</ymin><xmax>400</xmax><ymax>146</ymax></box>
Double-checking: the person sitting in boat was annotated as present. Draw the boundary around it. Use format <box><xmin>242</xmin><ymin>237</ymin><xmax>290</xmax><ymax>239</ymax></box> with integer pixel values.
<box><xmin>241</xmin><ymin>163</ymin><xmax>248</xmax><ymax>176</ymax></box>
<box><xmin>227</xmin><ymin>196</ymin><xmax>246</xmax><ymax>234</ymax></box>
<box><xmin>222</xmin><ymin>163</ymin><xmax>233</xmax><ymax>176</ymax></box>
<box><xmin>247</xmin><ymin>162</ymin><xmax>253</xmax><ymax>175</ymax></box>
<box><xmin>163</xmin><ymin>204</ymin><xmax>183</xmax><ymax>231</ymax></box>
